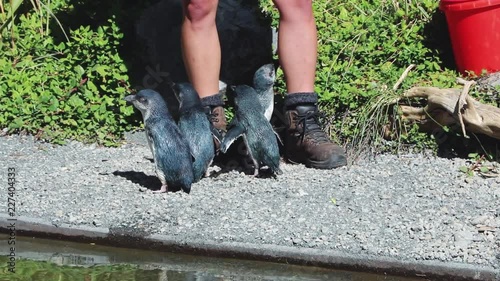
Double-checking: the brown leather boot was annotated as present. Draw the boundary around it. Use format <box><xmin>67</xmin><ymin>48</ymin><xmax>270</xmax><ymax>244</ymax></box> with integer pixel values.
<box><xmin>203</xmin><ymin>105</ymin><xmax>227</xmax><ymax>151</ymax></box>
<box><xmin>285</xmin><ymin>104</ymin><xmax>347</xmax><ymax>169</ymax></box>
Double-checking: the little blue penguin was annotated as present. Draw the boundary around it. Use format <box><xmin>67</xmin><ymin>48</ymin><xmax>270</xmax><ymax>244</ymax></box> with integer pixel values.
<box><xmin>124</xmin><ymin>89</ymin><xmax>194</xmax><ymax>193</ymax></box>
<box><xmin>220</xmin><ymin>85</ymin><xmax>282</xmax><ymax>176</ymax></box>
<box><xmin>253</xmin><ymin>64</ymin><xmax>276</xmax><ymax>121</ymax></box>
<box><xmin>175</xmin><ymin>82</ymin><xmax>215</xmax><ymax>182</ymax></box>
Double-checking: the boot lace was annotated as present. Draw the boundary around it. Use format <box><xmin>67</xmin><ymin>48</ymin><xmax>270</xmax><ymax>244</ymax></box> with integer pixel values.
<box><xmin>204</xmin><ymin>107</ymin><xmax>219</xmax><ymax>123</ymax></box>
<box><xmin>296</xmin><ymin>110</ymin><xmax>330</xmax><ymax>144</ymax></box>
<box><xmin>209</xmin><ymin>111</ymin><xmax>219</xmax><ymax>123</ymax></box>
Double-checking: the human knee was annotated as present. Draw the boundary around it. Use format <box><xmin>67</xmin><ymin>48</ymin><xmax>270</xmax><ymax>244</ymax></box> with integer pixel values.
<box><xmin>273</xmin><ymin>0</ymin><xmax>313</xmax><ymax>20</ymax></box>
<box><xmin>183</xmin><ymin>0</ymin><xmax>218</xmax><ymax>26</ymax></box>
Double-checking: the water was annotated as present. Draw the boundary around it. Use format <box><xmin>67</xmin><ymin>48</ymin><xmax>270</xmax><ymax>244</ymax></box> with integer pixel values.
<box><xmin>0</xmin><ymin>235</ymin><xmax>426</xmax><ymax>281</ymax></box>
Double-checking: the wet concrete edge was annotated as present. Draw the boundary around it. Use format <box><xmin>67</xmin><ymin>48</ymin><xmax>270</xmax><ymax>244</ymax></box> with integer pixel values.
<box><xmin>1</xmin><ymin>214</ymin><xmax>498</xmax><ymax>281</ymax></box>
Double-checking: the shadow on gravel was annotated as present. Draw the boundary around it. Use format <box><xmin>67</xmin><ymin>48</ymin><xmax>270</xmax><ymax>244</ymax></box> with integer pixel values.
<box><xmin>112</xmin><ymin>170</ymin><xmax>182</xmax><ymax>192</ymax></box>
<box><xmin>434</xmin><ymin>129</ymin><xmax>500</xmax><ymax>161</ymax></box>
<box><xmin>209</xmin><ymin>139</ymin><xmax>281</xmax><ymax>179</ymax></box>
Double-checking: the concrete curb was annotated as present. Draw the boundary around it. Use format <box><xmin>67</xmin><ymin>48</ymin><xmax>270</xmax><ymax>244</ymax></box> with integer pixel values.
<box><xmin>1</xmin><ymin>214</ymin><xmax>498</xmax><ymax>281</ymax></box>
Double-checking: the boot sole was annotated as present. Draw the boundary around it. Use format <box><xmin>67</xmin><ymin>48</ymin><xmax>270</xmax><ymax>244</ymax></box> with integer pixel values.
<box><xmin>287</xmin><ymin>155</ymin><xmax>347</xmax><ymax>170</ymax></box>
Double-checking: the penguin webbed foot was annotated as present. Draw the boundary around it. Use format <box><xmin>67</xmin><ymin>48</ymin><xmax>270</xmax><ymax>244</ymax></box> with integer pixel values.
<box><xmin>253</xmin><ymin>168</ymin><xmax>259</xmax><ymax>177</ymax></box>
<box><xmin>204</xmin><ymin>160</ymin><xmax>214</xmax><ymax>178</ymax></box>
<box><xmin>255</xmin><ymin>166</ymin><xmax>281</xmax><ymax>179</ymax></box>
<box><xmin>152</xmin><ymin>184</ymin><xmax>168</xmax><ymax>193</ymax></box>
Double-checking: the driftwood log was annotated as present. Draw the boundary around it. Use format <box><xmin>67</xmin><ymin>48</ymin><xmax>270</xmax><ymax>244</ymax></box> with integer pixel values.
<box><xmin>398</xmin><ymin>86</ymin><xmax>500</xmax><ymax>140</ymax></box>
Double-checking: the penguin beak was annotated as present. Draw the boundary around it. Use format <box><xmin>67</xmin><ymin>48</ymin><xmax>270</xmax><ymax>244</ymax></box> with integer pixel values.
<box><xmin>123</xmin><ymin>95</ymin><xmax>136</xmax><ymax>103</ymax></box>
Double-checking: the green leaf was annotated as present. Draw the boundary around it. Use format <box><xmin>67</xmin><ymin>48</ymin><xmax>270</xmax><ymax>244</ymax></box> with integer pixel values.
<box><xmin>468</xmin><ymin>153</ymin><xmax>478</xmax><ymax>158</ymax></box>
<box><xmin>48</xmin><ymin>99</ymin><xmax>59</xmax><ymax>111</ymax></box>
<box><xmin>68</xmin><ymin>119</ymin><xmax>78</xmax><ymax>127</ymax></box>
<box><xmin>68</xmin><ymin>95</ymin><xmax>85</xmax><ymax>108</ymax></box>
<box><xmin>75</xmin><ymin>65</ymin><xmax>85</xmax><ymax>77</ymax></box>
<box><xmin>94</xmin><ymin>65</ymin><xmax>109</xmax><ymax>77</ymax></box>
<box><xmin>10</xmin><ymin>118</ymin><xmax>24</xmax><ymax>129</ymax></box>
<box><xmin>479</xmin><ymin>167</ymin><xmax>490</xmax><ymax>173</ymax></box>
<box><xmin>86</xmin><ymin>80</ymin><xmax>98</xmax><ymax>93</ymax></box>
<box><xmin>459</xmin><ymin>166</ymin><xmax>469</xmax><ymax>173</ymax></box>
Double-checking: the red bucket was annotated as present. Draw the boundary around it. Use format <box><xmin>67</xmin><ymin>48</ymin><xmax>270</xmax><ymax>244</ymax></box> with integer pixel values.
<box><xmin>440</xmin><ymin>0</ymin><xmax>500</xmax><ymax>75</ymax></box>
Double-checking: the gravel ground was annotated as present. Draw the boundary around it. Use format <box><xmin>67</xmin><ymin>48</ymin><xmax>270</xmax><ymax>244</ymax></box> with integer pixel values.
<box><xmin>1</xmin><ymin>132</ymin><xmax>500</xmax><ymax>270</ymax></box>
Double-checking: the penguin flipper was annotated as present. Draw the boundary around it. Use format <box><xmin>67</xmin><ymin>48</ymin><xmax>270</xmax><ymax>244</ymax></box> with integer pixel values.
<box><xmin>187</xmin><ymin>142</ymin><xmax>196</xmax><ymax>163</ymax></box>
<box><xmin>210</xmin><ymin>127</ymin><xmax>223</xmax><ymax>146</ymax></box>
<box><xmin>273</xmin><ymin>129</ymin><xmax>283</xmax><ymax>146</ymax></box>
<box><xmin>220</xmin><ymin>125</ymin><xmax>245</xmax><ymax>153</ymax></box>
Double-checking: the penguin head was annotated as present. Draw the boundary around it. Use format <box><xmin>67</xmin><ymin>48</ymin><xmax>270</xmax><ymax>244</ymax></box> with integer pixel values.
<box><xmin>253</xmin><ymin>64</ymin><xmax>275</xmax><ymax>92</ymax></box>
<box><xmin>232</xmin><ymin>85</ymin><xmax>259</xmax><ymax>109</ymax></box>
<box><xmin>124</xmin><ymin>89</ymin><xmax>167</xmax><ymax>118</ymax></box>
<box><xmin>174</xmin><ymin>82</ymin><xmax>201</xmax><ymax>111</ymax></box>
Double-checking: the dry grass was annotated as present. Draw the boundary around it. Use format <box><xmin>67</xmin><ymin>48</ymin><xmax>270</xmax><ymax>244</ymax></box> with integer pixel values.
<box><xmin>347</xmin><ymin>65</ymin><xmax>416</xmax><ymax>164</ymax></box>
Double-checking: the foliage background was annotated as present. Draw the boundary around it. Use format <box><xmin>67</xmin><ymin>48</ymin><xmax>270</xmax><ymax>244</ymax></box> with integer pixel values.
<box><xmin>0</xmin><ymin>0</ymin><xmax>150</xmax><ymax>146</ymax></box>
<box><xmin>2</xmin><ymin>0</ymin><xmax>494</xmax><ymax>151</ymax></box>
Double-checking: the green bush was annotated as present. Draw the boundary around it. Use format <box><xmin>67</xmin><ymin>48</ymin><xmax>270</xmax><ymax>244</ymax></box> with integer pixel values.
<box><xmin>0</xmin><ymin>0</ymin><xmax>135</xmax><ymax>146</ymax></box>
<box><xmin>1</xmin><ymin>0</ymin><xmax>494</xmax><ymax>150</ymax></box>
<box><xmin>260</xmin><ymin>0</ymin><xmax>462</xmax><ymax>148</ymax></box>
